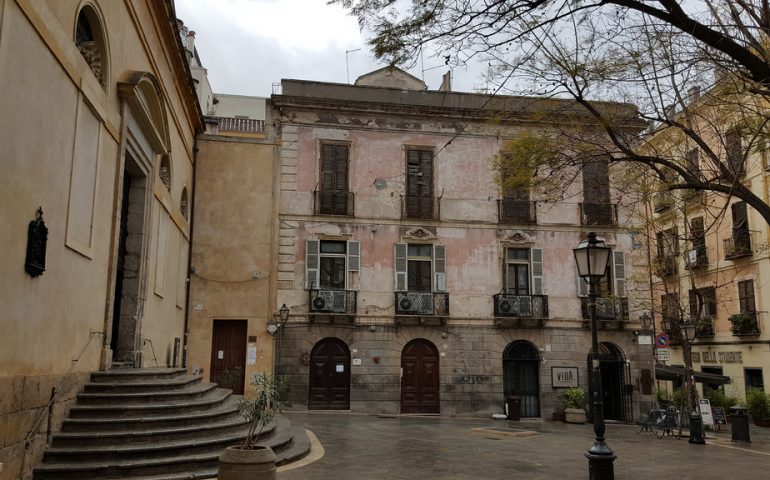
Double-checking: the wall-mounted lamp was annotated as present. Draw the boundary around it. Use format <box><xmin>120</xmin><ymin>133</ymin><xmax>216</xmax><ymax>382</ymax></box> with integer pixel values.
<box><xmin>279</xmin><ymin>304</ymin><xmax>290</xmax><ymax>324</ymax></box>
<box><xmin>640</xmin><ymin>312</ymin><xmax>653</xmax><ymax>332</ymax></box>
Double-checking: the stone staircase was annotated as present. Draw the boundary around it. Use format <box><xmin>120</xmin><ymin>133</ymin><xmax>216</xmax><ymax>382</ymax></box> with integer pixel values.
<box><xmin>33</xmin><ymin>368</ymin><xmax>310</xmax><ymax>479</ymax></box>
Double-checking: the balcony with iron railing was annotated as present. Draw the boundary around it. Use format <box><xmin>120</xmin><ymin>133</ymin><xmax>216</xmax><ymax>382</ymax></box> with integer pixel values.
<box><xmin>314</xmin><ymin>190</ymin><xmax>354</xmax><ymax>216</ymax></box>
<box><xmin>579</xmin><ymin>202</ymin><xmax>618</xmax><ymax>226</ymax></box>
<box><xmin>723</xmin><ymin>231</ymin><xmax>754</xmax><ymax>260</ymax></box>
<box><xmin>729</xmin><ymin>311</ymin><xmax>760</xmax><ymax>336</ymax></box>
<box><xmin>497</xmin><ymin>199</ymin><xmax>537</xmax><ymax>225</ymax></box>
<box><xmin>394</xmin><ymin>292</ymin><xmax>449</xmax><ymax>323</ymax></box>
<box><xmin>401</xmin><ymin>195</ymin><xmax>439</xmax><ymax>220</ymax></box>
<box><xmin>580</xmin><ymin>297</ymin><xmax>629</xmax><ymax>325</ymax></box>
<box><xmin>493</xmin><ymin>294</ymin><xmax>548</xmax><ymax>327</ymax></box>
<box><xmin>654</xmin><ymin>255</ymin><xmax>678</xmax><ymax>277</ymax></box>
<box><xmin>308</xmin><ymin>289</ymin><xmax>357</xmax><ymax>322</ymax></box>
<box><xmin>684</xmin><ymin>246</ymin><xmax>708</xmax><ymax>271</ymax></box>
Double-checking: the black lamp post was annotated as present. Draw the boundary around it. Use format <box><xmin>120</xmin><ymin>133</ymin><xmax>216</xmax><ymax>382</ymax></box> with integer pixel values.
<box><xmin>680</xmin><ymin>318</ymin><xmax>706</xmax><ymax>444</ymax></box>
<box><xmin>573</xmin><ymin>232</ymin><xmax>615</xmax><ymax>480</ymax></box>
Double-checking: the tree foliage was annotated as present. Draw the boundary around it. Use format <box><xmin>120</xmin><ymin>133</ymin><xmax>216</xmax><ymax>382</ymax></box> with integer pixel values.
<box><xmin>334</xmin><ymin>0</ymin><xmax>770</xmax><ymax>226</ymax></box>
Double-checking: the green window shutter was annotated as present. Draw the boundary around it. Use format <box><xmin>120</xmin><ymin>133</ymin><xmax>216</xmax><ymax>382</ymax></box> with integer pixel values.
<box><xmin>394</xmin><ymin>243</ymin><xmax>407</xmax><ymax>291</ymax></box>
<box><xmin>347</xmin><ymin>240</ymin><xmax>360</xmax><ymax>273</ymax></box>
<box><xmin>613</xmin><ymin>251</ymin><xmax>626</xmax><ymax>297</ymax></box>
<box><xmin>531</xmin><ymin>248</ymin><xmax>544</xmax><ymax>295</ymax></box>
<box><xmin>434</xmin><ymin>244</ymin><xmax>446</xmax><ymax>292</ymax></box>
<box><xmin>306</xmin><ymin>239</ymin><xmax>319</xmax><ymax>289</ymax></box>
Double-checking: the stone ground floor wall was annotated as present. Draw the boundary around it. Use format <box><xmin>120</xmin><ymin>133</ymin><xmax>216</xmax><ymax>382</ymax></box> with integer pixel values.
<box><xmin>275</xmin><ymin>323</ymin><xmax>652</xmax><ymax>421</ymax></box>
<box><xmin>0</xmin><ymin>372</ymin><xmax>90</xmax><ymax>480</ymax></box>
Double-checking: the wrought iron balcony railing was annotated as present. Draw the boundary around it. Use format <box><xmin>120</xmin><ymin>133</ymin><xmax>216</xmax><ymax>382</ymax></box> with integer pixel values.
<box><xmin>579</xmin><ymin>202</ymin><xmax>618</xmax><ymax>226</ymax></box>
<box><xmin>394</xmin><ymin>292</ymin><xmax>449</xmax><ymax>317</ymax></box>
<box><xmin>580</xmin><ymin>297</ymin><xmax>629</xmax><ymax>321</ymax></box>
<box><xmin>314</xmin><ymin>191</ymin><xmax>354</xmax><ymax>216</ymax></box>
<box><xmin>684</xmin><ymin>246</ymin><xmax>708</xmax><ymax>270</ymax></box>
<box><xmin>695</xmin><ymin>316</ymin><xmax>715</xmax><ymax>338</ymax></box>
<box><xmin>308</xmin><ymin>289</ymin><xmax>357</xmax><ymax>315</ymax></box>
<box><xmin>654</xmin><ymin>255</ymin><xmax>678</xmax><ymax>277</ymax></box>
<box><xmin>401</xmin><ymin>195</ymin><xmax>438</xmax><ymax>220</ymax></box>
<box><xmin>497</xmin><ymin>199</ymin><xmax>537</xmax><ymax>225</ymax></box>
<box><xmin>493</xmin><ymin>294</ymin><xmax>548</xmax><ymax>318</ymax></box>
<box><xmin>723</xmin><ymin>231</ymin><xmax>753</xmax><ymax>260</ymax></box>
<box><xmin>729</xmin><ymin>311</ymin><xmax>760</xmax><ymax>336</ymax></box>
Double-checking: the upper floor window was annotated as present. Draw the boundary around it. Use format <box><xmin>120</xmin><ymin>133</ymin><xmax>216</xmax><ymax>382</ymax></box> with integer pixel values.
<box><xmin>305</xmin><ymin>239</ymin><xmax>359</xmax><ymax>290</ymax></box>
<box><xmin>688</xmin><ymin>287</ymin><xmax>716</xmax><ymax>319</ymax></box>
<box><xmin>725</xmin><ymin>128</ymin><xmax>744</xmax><ymax>176</ymax></box>
<box><xmin>75</xmin><ymin>6</ymin><xmax>108</xmax><ymax>86</ymax></box>
<box><xmin>404</xmin><ymin>148</ymin><xmax>435</xmax><ymax>219</ymax></box>
<box><xmin>159</xmin><ymin>154</ymin><xmax>171</xmax><ymax>191</ymax></box>
<box><xmin>180</xmin><ymin>187</ymin><xmax>189</xmax><ymax>220</ymax></box>
<box><xmin>504</xmin><ymin>247</ymin><xmax>544</xmax><ymax>296</ymax></box>
<box><xmin>581</xmin><ymin>158</ymin><xmax>616</xmax><ymax>225</ymax></box>
<box><xmin>738</xmin><ymin>280</ymin><xmax>756</xmax><ymax>313</ymax></box>
<box><xmin>394</xmin><ymin>243</ymin><xmax>445</xmax><ymax>292</ymax></box>
<box><xmin>578</xmin><ymin>250</ymin><xmax>625</xmax><ymax>298</ymax></box>
<box><xmin>317</xmin><ymin>143</ymin><xmax>351</xmax><ymax>216</ymax></box>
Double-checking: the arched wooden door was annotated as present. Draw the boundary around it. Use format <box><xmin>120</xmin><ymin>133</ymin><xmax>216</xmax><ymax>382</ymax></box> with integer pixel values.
<box><xmin>401</xmin><ymin>339</ymin><xmax>440</xmax><ymax>414</ymax></box>
<box><xmin>308</xmin><ymin>337</ymin><xmax>350</xmax><ymax>410</ymax></box>
<box><xmin>503</xmin><ymin>340</ymin><xmax>541</xmax><ymax>418</ymax></box>
<box><xmin>588</xmin><ymin>342</ymin><xmax>632</xmax><ymax>422</ymax></box>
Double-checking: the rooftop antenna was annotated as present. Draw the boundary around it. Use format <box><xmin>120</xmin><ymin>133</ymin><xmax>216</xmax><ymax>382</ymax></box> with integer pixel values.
<box><xmin>346</xmin><ymin>48</ymin><xmax>361</xmax><ymax>84</ymax></box>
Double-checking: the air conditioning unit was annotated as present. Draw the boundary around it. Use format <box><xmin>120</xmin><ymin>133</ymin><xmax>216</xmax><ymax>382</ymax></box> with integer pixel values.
<box><xmin>496</xmin><ymin>295</ymin><xmax>533</xmax><ymax>317</ymax></box>
<box><xmin>397</xmin><ymin>292</ymin><xmax>433</xmax><ymax>315</ymax></box>
<box><xmin>311</xmin><ymin>290</ymin><xmax>347</xmax><ymax>313</ymax></box>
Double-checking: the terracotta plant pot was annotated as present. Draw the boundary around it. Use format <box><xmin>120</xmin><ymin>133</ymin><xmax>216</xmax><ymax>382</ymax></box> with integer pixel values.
<box><xmin>564</xmin><ymin>408</ymin><xmax>586</xmax><ymax>424</ymax></box>
<box><xmin>754</xmin><ymin>417</ymin><xmax>770</xmax><ymax>428</ymax></box>
<box><xmin>219</xmin><ymin>445</ymin><xmax>277</xmax><ymax>480</ymax></box>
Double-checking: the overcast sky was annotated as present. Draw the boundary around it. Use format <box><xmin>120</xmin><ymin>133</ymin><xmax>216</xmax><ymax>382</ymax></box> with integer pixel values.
<box><xmin>175</xmin><ymin>0</ymin><xmax>487</xmax><ymax>97</ymax></box>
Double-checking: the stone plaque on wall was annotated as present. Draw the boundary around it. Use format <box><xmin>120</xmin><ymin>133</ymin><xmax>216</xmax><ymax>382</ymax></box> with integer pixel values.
<box><xmin>552</xmin><ymin>367</ymin><xmax>579</xmax><ymax>388</ymax></box>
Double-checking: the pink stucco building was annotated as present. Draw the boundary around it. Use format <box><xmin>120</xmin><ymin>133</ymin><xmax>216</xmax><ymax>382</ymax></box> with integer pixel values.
<box><xmin>271</xmin><ymin>67</ymin><xmax>651</xmax><ymax>420</ymax></box>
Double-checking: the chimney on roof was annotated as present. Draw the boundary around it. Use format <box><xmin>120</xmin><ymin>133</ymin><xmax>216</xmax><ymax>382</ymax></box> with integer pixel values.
<box><xmin>439</xmin><ymin>71</ymin><xmax>452</xmax><ymax>92</ymax></box>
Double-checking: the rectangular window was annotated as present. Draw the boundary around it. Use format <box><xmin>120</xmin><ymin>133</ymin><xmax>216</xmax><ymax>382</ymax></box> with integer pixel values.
<box><xmin>305</xmin><ymin>239</ymin><xmax>359</xmax><ymax>290</ymax></box>
<box><xmin>505</xmin><ymin>248</ymin><xmax>530</xmax><ymax>296</ymax></box>
<box><xmin>738</xmin><ymin>280</ymin><xmax>756</xmax><ymax>313</ymax></box>
<box><xmin>318</xmin><ymin>143</ymin><xmax>350</xmax><ymax>215</ymax></box>
<box><xmin>394</xmin><ymin>243</ymin><xmax>446</xmax><ymax>292</ymax></box>
<box><xmin>726</xmin><ymin>128</ymin><xmax>743</xmax><ymax>175</ymax></box>
<box><xmin>656</xmin><ymin>228</ymin><xmax>679</xmax><ymax>257</ymax></box>
<box><xmin>691</xmin><ymin>217</ymin><xmax>705</xmax><ymax>250</ymax></box>
<box><xmin>662</xmin><ymin>293</ymin><xmax>679</xmax><ymax>324</ymax></box>
<box><xmin>731</xmin><ymin>201</ymin><xmax>750</xmax><ymax>254</ymax></box>
<box><xmin>405</xmin><ymin>148</ymin><xmax>434</xmax><ymax>219</ymax></box>
<box><xmin>745</xmin><ymin>368</ymin><xmax>764</xmax><ymax>391</ymax></box>
<box><xmin>686</xmin><ymin>148</ymin><xmax>700</xmax><ymax>175</ymax></box>
<box><xmin>688</xmin><ymin>287</ymin><xmax>716</xmax><ymax>319</ymax></box>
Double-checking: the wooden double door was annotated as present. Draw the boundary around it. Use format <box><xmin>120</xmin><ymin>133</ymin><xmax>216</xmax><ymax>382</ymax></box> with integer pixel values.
<box><xmin>210</xmin><ymin>320</ymin><xmax>247</xmax><ymax>395</ymax></box>
<box><xmin>309</xmin><ymin>338</ymin><xmax>351</xmax><ymax>410</ymax></box>
<box><xmin>401</xmin><ymin>339</ymin><xmax>440</xmax><ymax>414</ymax></box>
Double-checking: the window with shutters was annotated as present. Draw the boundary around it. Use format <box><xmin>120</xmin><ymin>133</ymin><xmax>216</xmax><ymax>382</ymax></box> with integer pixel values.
<box><xmin>495</xmin><ymin>247</ymin><xmax>547</xmax><ymax>319</ymax></box>
<box><xmin>738</xmin><ymin>280</ymin><xmax>756</xmax><ymax>313</ymax></box>
<box><xmin>305</xmin><ymin>239</ymin><xmax>359</xmax><ymax>290</ymax></box>
<box><xmin>689</xmin><ymin>287</ymin><xmax>717</xmax><ymax>319</ymax></box>
<box><xmin>498</xmin><ymin>160</ymin><xmax>536</xmax><ymax>224</ymax></box>
<box><xmin>686</xmin><ymin>217</ymin><xmax>707</xmax><ymax>269</ymax></box>
<box><xmin>580</xmin><ymin>158</ymin><xmax>616</xmax><ymax>225</ymax></box>
<box><xmin>393</xmin><ymin>243</ymin><xmax>446</xmax><ymax>292</ymax></box>
<box><xmin>725</xmin><ymin>128</ymin><xmax>744</xmax><ymax>176</ymax></box>
<box><xmin>725</xmin><ymin>201</ymin><xmax>752</xmax><ymax>259</ymax></box>
<box><xmin>505</xmin><ymin>248</ymin><xmax>530</xmax><ymax>296</ymax></box>
<box><xmin>317</xmin><ymin>143</ymin><xmax>352</xmax><ymax>216</ymax></box>
<box><xmin>404</xmin><ymin>148</ymin><xmax>435</xmax><ymax>219</ymax></box>
<box><xmin>578</xmin><ymin>260</ymin><xmax>614</xmax><ymax>297</ymax></box>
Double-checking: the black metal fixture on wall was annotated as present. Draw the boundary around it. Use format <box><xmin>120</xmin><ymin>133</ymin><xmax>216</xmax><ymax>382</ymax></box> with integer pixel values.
<box><xmin>25</xmin><ymin>207</ymin><xmax>48</xmax><ymax>277</ymax></box>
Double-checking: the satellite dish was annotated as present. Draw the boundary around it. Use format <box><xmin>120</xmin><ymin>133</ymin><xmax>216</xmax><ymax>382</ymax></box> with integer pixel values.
<box><xmin>374</xmin><ymin>178</ymin><xmax>387</xmax><ymax>190</ymax></box>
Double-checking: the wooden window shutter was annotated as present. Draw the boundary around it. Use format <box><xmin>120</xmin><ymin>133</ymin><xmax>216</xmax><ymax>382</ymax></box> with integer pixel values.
<box><xmin>732</xmin><ymin>201</ymin><xmax>748</xmax><ymax>229</ymax></box>
<box><xmin>531</xmin><ymin>248</ymin><xmax>544</xmax><ymax>295</ymax></box>
<box><xmin>434</xmin><ymin>244</ymin><xmax>446</xmax><ymax>292</ymax></box>
<box><xmin>305</xmin><ymin>239</ymin><xmax>319</xmax><ymax>289</ymax></box>
<box><xmin>613</xmin><ymin>251</ymin><xmax>626</xmax><ymax>297</ymax></box>
<box><xmin>394</xmin><ymin>243</ymin><xmax>407</xmax><ymax>291</ymax></box>
<box><xmin>347</xmin><ymin>240</ymin><xmax>360</xmax><ymax>273</ymax></box>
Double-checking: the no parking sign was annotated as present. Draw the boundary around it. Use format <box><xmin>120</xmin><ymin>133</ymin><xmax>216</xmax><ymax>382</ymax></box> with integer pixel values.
<box><xmin>655</xmin><ymin>333</ymin><xmax>670</xmax><ymax>348</ymax></box>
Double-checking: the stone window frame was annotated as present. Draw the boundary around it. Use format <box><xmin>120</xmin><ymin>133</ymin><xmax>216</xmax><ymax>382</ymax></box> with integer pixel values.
<box><xmin>74</xmin><ymin>2</ymin><xmax>110</xmax><ymax>89</ymax></box>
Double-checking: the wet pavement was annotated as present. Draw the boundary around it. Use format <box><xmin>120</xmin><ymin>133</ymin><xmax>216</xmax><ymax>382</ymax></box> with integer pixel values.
<box><xmin>281</xmin><ymin>412</ymin><xmax>770</xmax><ymax>479</ymax></box>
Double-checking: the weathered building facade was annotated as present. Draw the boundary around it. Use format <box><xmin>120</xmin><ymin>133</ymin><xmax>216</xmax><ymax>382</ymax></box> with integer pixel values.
<box><xmin>271</xmin><ymin>69</ymin><xmax>652</xmax><ymax>419</ymax></box>
<box><xmin>0</xmin><ymin>1</ymin><xmax>200</xmax><ymax>476</ymax></box>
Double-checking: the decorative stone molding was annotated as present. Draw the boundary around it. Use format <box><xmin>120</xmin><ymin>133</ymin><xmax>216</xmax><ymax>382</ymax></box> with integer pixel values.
<box><xmin>402</xmin><ymin>227</ymin><xmax>436</xmax><ymax>241</ymax></box>
<box><xmin>499</xmin><ymin>230</ymin><xmax>534</xmax><ymax>244</ymax></box>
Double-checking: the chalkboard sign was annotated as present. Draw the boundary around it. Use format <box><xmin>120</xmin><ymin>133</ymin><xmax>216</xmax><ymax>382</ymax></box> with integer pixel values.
<box><xmin>712</xmin><ymin>406</ymin><xmax>727</xmax><ymax>425</ymax></box>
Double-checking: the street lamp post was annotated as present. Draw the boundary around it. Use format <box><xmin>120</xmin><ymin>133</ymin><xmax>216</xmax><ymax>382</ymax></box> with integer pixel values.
<box><xmin>573</xmin><ymin>232</ymin><xmax>616</xmax><ymax>480</ymax></box>
<box><xmin>679</xmin><ymin>318</ymin><xmax>706</xmax><ymax>444</ymax></box>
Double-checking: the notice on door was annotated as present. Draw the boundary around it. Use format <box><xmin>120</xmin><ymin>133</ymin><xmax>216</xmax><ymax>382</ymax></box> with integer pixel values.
<box><xmin>217</xmin><ymin>350</ymin><xmax>224</xmax><ymax>360</ymax></box>
<box><xmin>336</xmin><ymin>364</ymin><xmax>344</xmax><ymax>373</ymax></box>
<box><xmin>247</xmin><ymin>346</ymin><xmax>257</xmax><ymax>366</ymax></box>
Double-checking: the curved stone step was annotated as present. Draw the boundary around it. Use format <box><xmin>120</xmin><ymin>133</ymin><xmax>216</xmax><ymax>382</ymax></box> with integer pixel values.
<box><xmin>83</xmin><ymin>375</ymin><xmax>203</xmax><ymax>394</ymax></box>
<box><xmin>76</xmin><ymin>382</ymin><xmax>218</xmax><ymax>405</ymax></box>
<box><xmin>61</xmin><ymin>399</ymin><xmax>243</xmax><ymax>433</ymax></box>
<box><xmin>90</xmin><ymin>368</ymin><xmax>188</xmax><ymax>383</ymax></box>
<box><xmin>67</xmin><ymin>388</ymin><xmax>232</xmax><ymax>418</ymax></box>
<box><xmin>275</xmin><ymin>425</ymin><xmax>312</xmax><ymax>466</ymax></box>
<box><xmin>51</xmin><ymin>416</ymin><xmax>253</xmax><ymax>448</ymax></box>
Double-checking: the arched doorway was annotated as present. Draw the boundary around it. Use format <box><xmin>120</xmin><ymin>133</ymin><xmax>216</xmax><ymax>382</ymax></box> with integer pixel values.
<box><xmin>401</xmin><ymin>339</ymin><xmax>440</xmax><ymax>414</ymax></box>
<box><xmin>587</xmin><ymin>342</ymin><xmax>632</xmax><ymax>422</ymax></box>
<box><xmin>503</xmin><ymin>341</ymin><xmax>541</xmax><ymax>418</ymax></box>
<box><xmin>308</xmin><ymin>338</ymin><xmax>350</xmax><ymax>410</ymax></box>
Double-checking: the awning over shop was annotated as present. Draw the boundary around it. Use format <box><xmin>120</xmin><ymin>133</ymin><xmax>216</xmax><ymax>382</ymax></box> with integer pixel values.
<box><xmin>655</xmin><ymin>365</ymin><xmax>731</xmax><ymax>385</ymax></box>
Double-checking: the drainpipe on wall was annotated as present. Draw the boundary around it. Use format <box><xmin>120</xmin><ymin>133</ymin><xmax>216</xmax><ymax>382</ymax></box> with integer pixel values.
<box><xmin>181</xmin><ymin>134</ymin><xmax>200</xmax><ymax>368</ymax></box>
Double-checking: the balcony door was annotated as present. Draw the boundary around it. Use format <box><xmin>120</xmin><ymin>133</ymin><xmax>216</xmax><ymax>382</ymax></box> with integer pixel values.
<box><xmin>582</xmin><ymin>157</ymin><xmax>611</xmax><ymax>224</ymax></box>
<box><xmin>405</xmin><ymin>148</ymin><xmax>434</xmax><ymax>219</ymax></box>
<box><xmin>319</xmin><ymin>143</ymin><xmax>349</xmax><ymax>215</ymax></box>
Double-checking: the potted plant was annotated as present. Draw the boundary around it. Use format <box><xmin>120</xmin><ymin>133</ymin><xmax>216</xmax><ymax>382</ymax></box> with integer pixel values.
<box><xmin>562</xmin><ymin>387</ymin><xmax>586</xmax><ymax>424</ymax></box>
<box><xmin>729</xmin><ymin>312</ymin><xmax>758</xmax><ymax>335</ymax></box>
<box><xmin>219</xmin><ymin>372</ymin><xmax>284</xmax><ymax>480</ymax></box>
<box><xmin>746</xmin><ymin>388</ymin><xmax>770</xmax><ymax>427</ymax></box>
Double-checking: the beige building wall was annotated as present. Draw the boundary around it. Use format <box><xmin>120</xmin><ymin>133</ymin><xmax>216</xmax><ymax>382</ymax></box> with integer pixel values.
<box><xmin>187</xmin><ymin>130</ymin><xmax>279</xmax><ymax>393</ymax></box>
<box><xmin>0</xmin><ymin>1</ymin><xmax>200</xmax><ymax>477</ymax></box>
